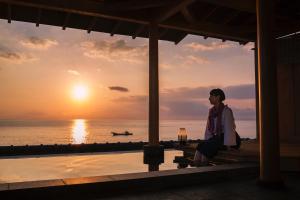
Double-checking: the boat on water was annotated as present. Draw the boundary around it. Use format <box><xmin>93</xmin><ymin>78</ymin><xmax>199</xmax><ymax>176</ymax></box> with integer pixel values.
<box><xmin>111</xmin><ymin>131</ymin><xmax>133</xmax><ymax>136</ymax></box>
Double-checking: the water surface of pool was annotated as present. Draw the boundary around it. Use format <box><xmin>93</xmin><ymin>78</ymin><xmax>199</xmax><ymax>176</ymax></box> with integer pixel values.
<box><xmin>0</xmin><ymin>150</ymin><xmax>183</xmax><ymax>183</ymax></box>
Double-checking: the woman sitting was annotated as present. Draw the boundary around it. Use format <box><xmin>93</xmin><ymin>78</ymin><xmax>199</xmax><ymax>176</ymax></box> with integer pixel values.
<box><xmin>194</xmin><ymin>88</ymin><xmax>239</xmax><ymax>166</ymax></box>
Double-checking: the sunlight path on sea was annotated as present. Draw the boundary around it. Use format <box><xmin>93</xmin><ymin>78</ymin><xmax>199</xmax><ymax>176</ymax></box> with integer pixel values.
<box><xmin>72</xmin><ymin>119</ymin><xmax>89</xmax><ymax>144</ymax></box>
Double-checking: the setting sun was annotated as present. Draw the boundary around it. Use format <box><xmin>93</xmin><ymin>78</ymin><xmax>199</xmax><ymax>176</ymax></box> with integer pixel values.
<box><xmin>72</xmin><ymin>84</ymin><xmax>89</xmax><ymax>101</ymax></box>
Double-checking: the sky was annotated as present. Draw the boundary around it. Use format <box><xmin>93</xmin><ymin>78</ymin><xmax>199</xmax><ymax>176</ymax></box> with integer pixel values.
<box><xmin>0</xmin><ymin>19</ymin><xmax>255</xmax><ymax>120</ymax></box>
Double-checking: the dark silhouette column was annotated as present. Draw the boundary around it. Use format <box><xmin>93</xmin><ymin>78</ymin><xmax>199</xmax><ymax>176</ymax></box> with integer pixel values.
<box><xmin>254</xmin><ymin>42</ymin><xmax>260</xmax><ymax>141</ymax></box>
<box><xmin>148</xmin><ymin>22</ymin><xmax>159</xmax><ymax>146</ymax></box>
<box><xmin>256</xmin><ymin>0</ymin><xmax>282</xmax><ymax>185</ymax></box>
<box><xmin>144</xmin><ymin>22</ymin><xmax>164</xmax><ymax>171</ymax></box>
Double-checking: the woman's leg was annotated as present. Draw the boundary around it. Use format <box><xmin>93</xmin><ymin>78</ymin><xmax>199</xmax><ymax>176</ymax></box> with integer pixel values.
<box><xmin>194</xmin><ymin>150</ymin><xmax>202</xmax><ymax>162</ymax></box>
<box><xmin>194</xmin><ymin>150</ymin><xmax>208</xmax><ymax>166</ymax></box>
<box><xmin>201</xmin><ymin>154</ymin><xmax>208</xmax><ymax>163</ymax></box>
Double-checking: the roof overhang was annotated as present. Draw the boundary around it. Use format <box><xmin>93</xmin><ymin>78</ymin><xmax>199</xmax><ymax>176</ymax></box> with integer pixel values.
<box><xmin>0</xmin><ymin>0</ymin><xmax>299</xmax><ymax>44</ymax></box>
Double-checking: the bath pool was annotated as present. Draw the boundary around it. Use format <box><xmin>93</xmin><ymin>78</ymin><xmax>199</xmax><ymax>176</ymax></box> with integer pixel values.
<box><xmin>0</xmin><ymin>150</ymin><xmax>183</xmax><ymax>183</ymax></box>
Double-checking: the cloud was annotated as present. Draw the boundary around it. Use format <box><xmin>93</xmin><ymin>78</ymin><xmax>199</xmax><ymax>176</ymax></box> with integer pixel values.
<box><xmin>185</xmin><ymin>41</ymin><xmax>232</xmax><ymax>51</ymax></box>
<box><xmin>109</xmin><ymin>86</ymin><xmax>129</xmax><ymax>92</ymax></box>
<box><xmin>80</xmin><ymin>39</ymin><xmax>147</xmax><ymax>63</ymax></box>
<box><xmin>109</xmin><ymin>84</ymin><xmax>256</xmax><ymax>119</ymax></box>
<box><xmin>112</xmin><ymin>95</ymin><xmax>147</xmax><ymax>103</ymax></box>
<box><xmin>160</xmin><ymin>84</ymin><xmax>256</xmax><ymax>119</ymax></box>
<box><xmin>0</xmin><ymin>51</ymin><xmax>37</xmax><ymax>64</ymax></box>
<box><xmin>21</xmin><ymin>111</ymin><xmax>47</xmax><ymax>119</ymax></box>
<box><xmin>160</xmin><ymin>98</ymin><xmax>255</xmax><ymax>120</ymax></box>
<box><xmin>162</xmin><ymin>84</ymin><xmax>255</xmax><ymax>100</ymax></box>
<box><xmin>0</xmin><ymin>45</ymin><xmax>37</xmax><ymax>64</ymax></box>
<box><xmin>67</xmin><ymin>70</ymin><xmax>80</xmax><ymax>76</ymax></box>
<box><xmin>184</xmin><ymin>55</ymin><xmax>210</xmax><ymax>65</ymax></box>
<box><xmin>162</xmin><ymin>86</ymin><xmax>210</xmax><ymax>99</ymax></box>
<box><xmin>0</xmin><ymin>110</ymin><xmax>48</xmax><ymax>120</ymax></box>
<box><xmin>160</xmin><ymin>100</ymin><xmax>209</xmax><ymax>119</ymax></box>
<box><xmin>230</xmin><ymin>107</ymin><xmax>256</xmax><ymax>120</ymax></box>
<box><xmin>171</xmin><ymin>55</ymin><xmax>210</xmax><ymax>67</ymax></box>
<box><xmin>20</xmin><ymin>37</ymin><xmax>58</xmax><ymax>50</ymax></box>
<box><xmin>223</xmin><ymin>84</ymin><xmax>255</xmax><ymax>99</ymax></box>
<box><xmin>160</xmin><ymin>63</ymin><xmax>172</xmax><ymax>70</ymax></box>
<box><xmin>96</xmin><ymin>68</ymin><xmax>102</xmax><ymax>72</ymax></box>
<box><xmin>242</xmin><ymin>42</ymin><xmax>255</xmax><ymax>52</ymax></box>
<box><xmin>111</xmin><ymin>95</ymin><xmax>255</xmax><ymax>120</ymax></box>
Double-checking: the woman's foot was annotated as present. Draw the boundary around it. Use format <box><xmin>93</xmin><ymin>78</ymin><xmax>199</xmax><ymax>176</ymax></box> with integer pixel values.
<box><xmin>191</xmin><ymin>161</ymin><xmax>209</xmax><ymax>167</ymax></box>
<box><xmin>191</xmin><ymin>160</ymin><xmax>209</xmax><ymax>167</ymax></box>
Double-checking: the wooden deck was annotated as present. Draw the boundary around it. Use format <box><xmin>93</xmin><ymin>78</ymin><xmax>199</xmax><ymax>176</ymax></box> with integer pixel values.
<box><xmin>175</xmin><ymin>140</ymin><xmax>300</xmax><ymax>171</ymax></box>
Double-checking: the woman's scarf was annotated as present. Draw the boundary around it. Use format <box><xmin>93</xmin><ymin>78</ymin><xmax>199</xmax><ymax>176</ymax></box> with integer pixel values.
<box><xmin>207</xmin><ymin>103</ymin><xmax>225</xmax><ymax>135</ymax></box>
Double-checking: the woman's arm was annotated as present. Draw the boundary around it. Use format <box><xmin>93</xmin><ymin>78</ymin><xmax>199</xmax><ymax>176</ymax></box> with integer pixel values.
<box><xmin>223</xmin><ymin>108</ymin><xmax>236</xmax><ymax>146</ymax></box>
<box><xmin>204</xmin><ymin>127</ymin><xmax>213</xmax><ymax>140</ymax></box>
<box><xmin>204</xmin><ymin>118</ymin><xmax>213</xmax><ymax>140</ymax></box>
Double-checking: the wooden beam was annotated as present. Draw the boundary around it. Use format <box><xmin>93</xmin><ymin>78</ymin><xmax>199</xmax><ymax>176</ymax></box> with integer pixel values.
<box><xmin>197</xmin><ymin>0</ymin><xmax>255</xmax><ymax>13</ymax></box>
<box><xmin>87</xmin><ymin>17</ymin><xmax>97</xmax><ymax>34</ymax></box>
<box><xmin>132</xmin><ymin>25</ymin><xmax>145</xmax><ymax>39</ymax></box>
<box><xmin>241</xmin><ymin>14</ymin><xmax>256</xmax><ymax>26</ymax></box>
<box><xmin>0</xmin><ymin>0</ymin><xmax>149</xmax><ymax>25</ymax></box>
<box><xmin>102</xmin><ymin>0</ymin><xmax>174</xmax><ymax>11</ymax></box>
<box><xmin>110</xmin><ymin>21</ymin><xmax>122</xmax><ymax>36</ymax></box>
<box><xmin>36</xmin><ymin>8</ymin><xmax>41</xmax><ymax>27</ymax></box>
<box><xmin>159</xmin><ymin>29</ymin><xmax>168</xmax><ymax>38</ymax></box>
<box><xmin>161</xmin><ymin>20</ymin><xmax>255</xmax><ymax>42</ymax></box>
<box><xmin>7</xmin><ymin>3</ymin><xmax>11</xmax><ymax>23</ymax></box>
<box><xmin>62</xmin><ymin>12</ymin><xmax>70</xmax><ymax>30</ymax></box>
<box><xmin>275</xmin><ymin>21</ymin><xmax>300</xmax><ymax>38</ymax></box>
<box><xmin>155</xmin><ymin>0</ymin><xmax>195</xmax><ymax>23</ymax></box>
<box><xmin>181</xmin><ymin>7</ymin><xmax>196</xmax><ymax>24</ymax></box>
<box><xmin>222</xmin><ymin>11</ymin><xmax>240</xmax><ymax>25</ymax></box>
<box><xmin>0</xmin><ymin>0</ymin><xmax>255</xmax><ymax>42</ymax></box>
<box><xmin>201</xmin><ymin>6</ymin><xmax>218</xmax><ymax>22</ymax></box>
<box><xmin>174</xmin><ymin>33</ymin><xmax>188</xmax><ymax>44</ymax></box>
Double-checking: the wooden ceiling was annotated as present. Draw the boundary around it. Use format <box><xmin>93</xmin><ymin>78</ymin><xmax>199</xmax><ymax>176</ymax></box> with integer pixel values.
<box><xmin>0</xmin><ymin>0</ymin><xmax>299</xmax><ymax>44</ymax></box>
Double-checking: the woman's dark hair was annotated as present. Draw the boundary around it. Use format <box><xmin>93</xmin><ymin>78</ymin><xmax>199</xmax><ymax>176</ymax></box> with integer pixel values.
<box><xmin>210</xmin><ymin>88</ymin><xmax>225</xmax><ymax>101</ymax></box>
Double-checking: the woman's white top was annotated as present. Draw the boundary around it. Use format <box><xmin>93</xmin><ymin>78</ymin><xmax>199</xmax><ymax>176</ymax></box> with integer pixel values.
<box><xmin>204</xmin><ymin>105</ymin><xmax>236</xmax><ymax>146</ymax></box>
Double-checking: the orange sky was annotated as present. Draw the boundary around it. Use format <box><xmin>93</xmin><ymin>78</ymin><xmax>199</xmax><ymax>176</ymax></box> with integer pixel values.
<box><xmin>0</xmin><ymin>20</ymin><xmax>255</xmax><ymax>120</ymax></box>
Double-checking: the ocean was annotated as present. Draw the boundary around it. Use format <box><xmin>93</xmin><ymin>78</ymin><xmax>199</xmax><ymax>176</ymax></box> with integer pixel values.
<box><xmin>0</xmin><ymin>119</ymin><xmax>256</xmax><ymax>146</ymax></box>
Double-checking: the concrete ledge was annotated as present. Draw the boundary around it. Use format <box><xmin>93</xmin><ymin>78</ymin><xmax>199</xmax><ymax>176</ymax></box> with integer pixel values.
<box><xmin>9</xmin><ymin>180</ymin><xmax>65</xmax><ymax>190</ymax></box>
<box><xmin>0</xmin><ymin>183</ymin><xmax>9</xmax><ymax>191</ymax></box>
<box><xmin>0</xmin><ymin>140</ymin><xmax>201</xmax><ymax>157</ymax></box>
<box><xmin>0</xmin><ymin>164</ymin><xmax>258</xmax><ymax>199</ymax></box>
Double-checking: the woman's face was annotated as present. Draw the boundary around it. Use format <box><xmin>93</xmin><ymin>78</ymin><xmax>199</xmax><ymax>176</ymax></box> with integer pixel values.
<box><xmin>209</xmin><ymin>95</ymin><xmax>220</xmax><ymax>105</ymax></box>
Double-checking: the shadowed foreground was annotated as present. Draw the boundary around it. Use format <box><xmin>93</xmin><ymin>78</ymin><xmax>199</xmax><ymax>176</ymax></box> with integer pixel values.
<box><xmin>102</xmin><ymin>173</ymin><xmax>300</xmax><ymax>200</ymax></box>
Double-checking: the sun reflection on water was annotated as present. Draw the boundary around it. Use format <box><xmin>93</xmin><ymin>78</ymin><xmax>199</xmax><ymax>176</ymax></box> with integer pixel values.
<box><xmin>71</xmin><ymin>119</ymin><xmax>88</xmax><ymax>144</ymax></box>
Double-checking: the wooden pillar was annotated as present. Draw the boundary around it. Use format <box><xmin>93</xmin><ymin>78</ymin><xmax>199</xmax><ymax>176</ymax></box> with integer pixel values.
<box><xmin>149</xmin><ymin>164</ymin><xmax>159</xmax><ymax>171</ymax></box>
<box><xmin>148</xmin><ymin>22</ymin><xmax>159</xmax><ymax>146</ymax></box>
<box><xmin>144</xmin><ymin>22</ymin><xmax>163</xmax><ymax>171</ymax></box>
<box><xmin>254</xmin><ymin>42</ymin><xmax>260</xmax><ymax>141</ymax></box>
<box><xmin>256</xmin><ymin>0</ymin><xmax>282</xmax><ymax>184</ymax></box>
